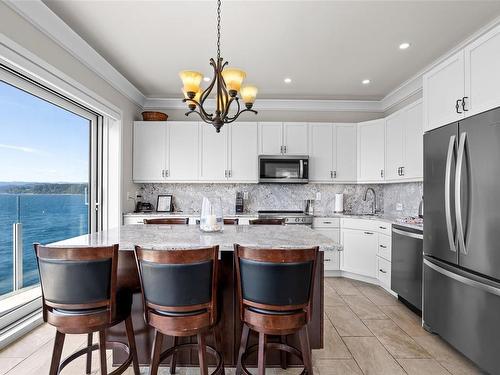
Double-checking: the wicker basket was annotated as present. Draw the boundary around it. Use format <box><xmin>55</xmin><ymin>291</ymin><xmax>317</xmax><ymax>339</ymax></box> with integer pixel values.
<box><xmin>141</xmin><ymin>111</ymin><xmax>168</xmax><ymax>121</ymax></box>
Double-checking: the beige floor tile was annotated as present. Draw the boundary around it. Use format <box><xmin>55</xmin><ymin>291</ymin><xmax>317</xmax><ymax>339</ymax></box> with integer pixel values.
<box><xmin>341</xmin><ymin>295</ymin><xmax>388</xmax><ymax>320</ymax></box>
<box><xmin>348</xmin><ymin>279</ymin><xmax>374</xmax><ymax>288</ymax></box>
<box><xmin>364</xmin><ymin>319</ymin><xmax>430</xmax><ymax>359</ymax></box>
<box><xmin>343</xmin><ymin>337</ymin><xmax>406</xmax><ymax>375</ymax></box>
<box><xmin>325</xmin><ymin>306</ymin><xmax>372</xmax><ymax>337</ymax></box>
<box><xmin>358</xmin><ymin>286</ymin><xmax>399</xmax><ymax>306</ymax></box>
<box><xmin>397</xmin><ymin>358</ymin><xmax>451</xmax><ymax>375</ymax></box>
<box><xmin>324</xmin><ymin>284</ymin><xmax>347</xmax><ymax>307</ymax></box>
<box><xmin>315</xmin><ymin>359</ymin><xmax>363</xmax><ymax>375</ymax></box>
<box><xmin>312</xmin><ymin>316</ymin><xmax>351</xmax><ymax>360</ymax></box>
<box><xmin>325</xmin><ymin>278</ymin><xmax>361</xmax><ymax>296</ymax></box>
<box><xmin>380</xmin><ymin>305</ymin><xmax>428</xmax><ymax>337</ymax></box>
<box><xmin>0</xmin><ymin>358</ymin><xmax>24</xmax><ymax>375</ymax></box>
<box><xmin>0</xmin><ymin>324</ymin><xmax>55</xmax><ymax>358</ymax></box>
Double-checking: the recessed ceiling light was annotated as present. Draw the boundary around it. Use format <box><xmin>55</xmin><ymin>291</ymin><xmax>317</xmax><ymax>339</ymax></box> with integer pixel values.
<box><xmin>203</xmin><ymin>76</ymin><xmax>210</xmax><ymax>82</ymax></box>
<box><xmin>362</xmin><ymin>79</ymin><xmax>370</xmax><ymax>85</ymax></box>
<box><xmin>399</xmin><ymin>42</ymin><xmax>411</xmax><ymax>50</ymax></box>
<box><xmin>284</xmin><ymin>78</ymin><xmax>292</xmax><ymax>84</ymax></box>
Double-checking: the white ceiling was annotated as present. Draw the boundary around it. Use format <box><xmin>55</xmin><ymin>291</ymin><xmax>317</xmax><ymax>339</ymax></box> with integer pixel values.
<box><xmin>43</xmin><ymin>0</ymin><xmax>500</xmax><ymax>101</ymax></box>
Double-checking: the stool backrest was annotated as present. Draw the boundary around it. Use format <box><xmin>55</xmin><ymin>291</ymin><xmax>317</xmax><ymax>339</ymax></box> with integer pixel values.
<box><xmin>134</xmin><ymin>246</ymin><xmax>219</xmax><ymax>324</ymax></box>
<box><xmin>143</xmin><ymin>218</ymin><xmax>189</xmax><ymax>225</ymax></box>
<box><xmin>249</xmin><ymin>218</ymin><xmax>284</xmax><ymax>225</ymax></box>
<box><xmin>235</xmin><ymin>245</ymin><xmax>318</xmax><ymax>320</ymax></box>
<box><xmin>34</xmin><ymin>244</ymin><xmax>119</xmax><ymax>321</ymax></box>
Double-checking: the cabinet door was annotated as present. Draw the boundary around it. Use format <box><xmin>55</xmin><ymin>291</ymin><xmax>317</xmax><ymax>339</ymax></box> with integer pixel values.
<box><xmin>167</xmin><ymin>121</ymin><xmax>199</xmax><ymax>181</ymax></box>
<box><xmin>464</xmin><ymin>24</ymin><xmax>500</xmax><ymax>117</ymax></box>
<box><xmin>308</xmin><ymin>123</ymin><xmax>333</xmax><ymax>182</ymax></box>
<box><xmin>314</xmin><ymin>228</ymin><xmax>340</xmax><ymax>270</ymax></box>
<box><xmin>357</xmin><ymin>119</ymin><xmax>385</xmax><ymax>182</ymax></box>
<box><xmin>423</xmin><ymin>51</ymin><xmax>465</xmax><ymax>132</ymax></box>
<box><xmin>259</xmin><ymin>122</ymin><xmax>283</xmax><ymax>155</ymax></box>
<box><xmin>283</xmin><ymin>122</ymin><xmax>308</xmax><ymax>154</ymax></box>
<box><xmin>341</xmin><ymin>229</ymin><xmax>378</xmax><ymax>278</ymax></box>
<box><xmin>335</xmin><ymin>124</ymin><xmax>357</xmax><ymax>182</ymax></box>
<box><xmin>385</xmin><ymin>112</ymin><xmax>404</xmax><ymax>181</ymax></box>
<box><xmin>403</xmin><ymin>100</ymin><xmax>423</xmax><ymax>179</ymax></box>
<box><xmin>229</xmin><ymin>122</ymin><xmax>258</xmax><ymax>182</ymax></box>
<box><xmin>133</xmin><ymin>121</ymin><xmax>166</xmax><ymax>182</ymax></box>
<box><xmin>199</xmin><ymin>124</ymin><xmax>227</xmax><ymax>181</ymax></box>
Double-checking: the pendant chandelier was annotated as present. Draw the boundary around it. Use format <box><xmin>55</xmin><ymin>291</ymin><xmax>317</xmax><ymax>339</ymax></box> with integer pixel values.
<box><xmin>179</xmin><ymin>0</ymin><xmax>258</xmax><ymax>133</ymax></box>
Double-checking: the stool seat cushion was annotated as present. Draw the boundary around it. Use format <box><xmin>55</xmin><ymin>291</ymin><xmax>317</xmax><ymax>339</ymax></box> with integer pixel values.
<box><xmin>153</xmin><ymin>308</ymin><xmax>208</xmax><ymax>317</ymax></box>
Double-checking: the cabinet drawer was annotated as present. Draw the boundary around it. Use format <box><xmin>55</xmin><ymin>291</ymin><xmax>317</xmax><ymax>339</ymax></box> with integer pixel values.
<box><xmin>378</xmin><ymin>257</ymin><xmax>391</xmax><ymax>288</ymax></box>
<box><xmin>123</xmin><ymin>216</ymin><xmax>147</xmax><ymax>225</ymax></box>
<box><xmin>323</xmin><ymin>251</ymin><xmax>340</xmax><ymax>271</ymax></box>
<box><xmin>376</xmin><ymin>222</ymin><xmax>392</xmax><ymax>236</ymax></box>
<box><xmin>313</xmin><ymin>217</ymin><xmax>340</xmax><ymax>228</ymax></box>
<box><xmin>378</xmin><ymin>234</ymin><xmax>392</xmax><ymax>261</ymax></box>
<box><xmin>341</xmin><ymin>218</ymin><xmax>379</xmax><ymax>232</ymax></box>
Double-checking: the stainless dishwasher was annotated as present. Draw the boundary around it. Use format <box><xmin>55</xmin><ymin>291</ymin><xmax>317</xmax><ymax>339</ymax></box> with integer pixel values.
<box><xmin>391</xmin><ymin>224</ymin><xmax>423</xmax><ymax>311</ymax></box>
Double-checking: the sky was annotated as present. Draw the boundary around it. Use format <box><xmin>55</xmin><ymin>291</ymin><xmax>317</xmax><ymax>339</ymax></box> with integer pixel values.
<box><xmin>0</xmin><ymin>81</ymin><xmax>89</xmax><ymax>183</ymax></box>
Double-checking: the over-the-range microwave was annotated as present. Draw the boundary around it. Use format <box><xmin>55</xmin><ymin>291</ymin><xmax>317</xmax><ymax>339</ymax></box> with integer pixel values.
<box><xmin>258</xmin><ymin>155</ymin><xmax>309</xmax><ymax>184</ymax></box>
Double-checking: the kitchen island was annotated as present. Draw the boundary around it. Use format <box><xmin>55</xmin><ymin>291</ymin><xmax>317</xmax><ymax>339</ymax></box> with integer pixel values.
<box><xmin>52</xmin><ymin>225</ymin><xmax>341</xmax><ymax>367</ymax></box>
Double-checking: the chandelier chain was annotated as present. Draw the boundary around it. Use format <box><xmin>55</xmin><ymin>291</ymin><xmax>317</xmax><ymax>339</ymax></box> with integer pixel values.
<box><xmin>217</xmin><ymin>0</ymin><xmax>221</xmax><ymax>59</ymax></box>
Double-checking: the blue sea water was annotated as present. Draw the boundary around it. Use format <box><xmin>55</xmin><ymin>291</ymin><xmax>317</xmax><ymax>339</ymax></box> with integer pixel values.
<box><xmin>0</xmin><ymin>194</ymin><xmax>88</xmax><ymax>296</ymax></box>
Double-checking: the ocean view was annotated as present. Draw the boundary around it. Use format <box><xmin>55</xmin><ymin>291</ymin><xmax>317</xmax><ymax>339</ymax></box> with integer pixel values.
<box><xmin>0</xmin><ymin>193</ymin><xmax>88</xmax><ymax>296</ymax></box>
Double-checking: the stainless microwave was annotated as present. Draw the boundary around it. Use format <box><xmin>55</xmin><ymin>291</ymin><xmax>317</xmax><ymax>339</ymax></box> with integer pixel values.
<box><xmin>258</xmin><ymin>155</ymin><xmax>309</xmax><ymax>184</ymax></box>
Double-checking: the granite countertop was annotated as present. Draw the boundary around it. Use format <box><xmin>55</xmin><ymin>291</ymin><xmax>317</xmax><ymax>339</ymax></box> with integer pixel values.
<box><xmin>124</xmin><ymin>211</ymin><xmax>258</xmax><ymax>218</ymax></box>
<box><xmin>50</xmin><ymin>224</ymin><xmax>342</xmax><ymax>252</ymax></box>
<box><xmin>313</xmin><ymin>213</ymin><xmax>423</xmax><ymax>231</ymax></box>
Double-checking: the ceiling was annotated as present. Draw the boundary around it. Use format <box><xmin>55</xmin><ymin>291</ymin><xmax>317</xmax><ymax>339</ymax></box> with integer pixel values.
<box><xmin>43</xmin><ymin>1</ymin><xmax>500</xmax><ymax>101</ymax></box>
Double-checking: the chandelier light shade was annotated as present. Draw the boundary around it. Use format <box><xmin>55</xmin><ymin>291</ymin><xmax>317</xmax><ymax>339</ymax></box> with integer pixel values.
<box><xmin>179</xmin><ymin>0</ymin><xmax>258</xmax><ymax>132</ymax></box>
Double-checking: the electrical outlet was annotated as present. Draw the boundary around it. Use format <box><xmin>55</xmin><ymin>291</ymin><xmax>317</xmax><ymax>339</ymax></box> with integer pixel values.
<box><xmin>396</xmin><ymin>203</ymin><xmax>403</xmax><ymax>211</ymax></box>
<box><xmin>315</xmin><ymin>192</ymin><xmax>321</xmax><ymax>201</ymax></box>
<box><xmin>243</xmin><ymin>191</ymin><xmax>249</xmax><ymax>200</ymax></box>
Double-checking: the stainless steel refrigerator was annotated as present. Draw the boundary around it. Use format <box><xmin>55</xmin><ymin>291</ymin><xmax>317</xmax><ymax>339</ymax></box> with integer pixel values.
<box><xmin>423</xmin><ymin>106</ymin><xmax>500</xmax><ymax>375</ymax></box>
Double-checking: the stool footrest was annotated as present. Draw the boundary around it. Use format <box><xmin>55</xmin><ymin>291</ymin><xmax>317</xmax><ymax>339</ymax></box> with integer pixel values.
<box><xmin>158</xmin><ymin>342</ymin><xmax>224</xmax><ymax>375</ymax></box>
<box><xmin>240</xmin><ymin>342</ymin><xmax>307</xmax><ymax>375</ymax></box>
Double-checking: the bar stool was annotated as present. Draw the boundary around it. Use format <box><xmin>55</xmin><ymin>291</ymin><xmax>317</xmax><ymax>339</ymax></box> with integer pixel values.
<box><xmin>144</xmin><ymin>218</ymin><xmax>189</xmax><ymax>224</ymax></box>
<box><xmin>34</xmin><ymin>244</ymin><xmax>140</xmax><ymax>375</ymax></box>
<box><xmin>133</xmin><ymin>245</ymin><xmax>224</xmax><ymax>375</ymax></box>
<box><xmin>234</xmin><ymin>244</ymin><xmax>319</xmax><ymax>375</ymax></box>
<box><xmin>248</xmin><ymin>218</ymin><xmax>284</xmax><ymax>225</ymax></box>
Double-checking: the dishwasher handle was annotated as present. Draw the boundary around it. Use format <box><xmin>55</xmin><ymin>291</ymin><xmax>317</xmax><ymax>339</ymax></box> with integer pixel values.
<box><xmin>392</xmin><ymin>228</ymin><xmax>423</xmax><ymax>240</ymax></box>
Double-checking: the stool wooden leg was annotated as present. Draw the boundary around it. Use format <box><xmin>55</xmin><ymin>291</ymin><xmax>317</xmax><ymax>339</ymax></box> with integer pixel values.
<box><xmin>150</xmin><ymin>330</ymin><xmax>164</xmax><ymax>375</ymax></box>
<box><xmin>299</xmin><ymin>326</ymin><xmax>313</xmax><ymax>375</ymax></box>
<box><xmin>236</xmin><ymin>324</ymin><xmax>250</xmax><ymax>375</ymax></box>
<box><xmin>49</xmin><ymin>330</ymin><xmax>65</xmax><ymax>375</ymax></box>
<box><xmin>86</xmin><ymin>333</ymin><xmax>93</xmax><ymax>374</ymax></box>
<box><xmin>214</xmin><ymin>325</ymin><xmax>225</xmax><ymax>374</ymax></box>
<box><xmin>170</xmin><ymin>336</ymin><xmax>178</xmax><ymax>374</ymax></box>
<box><xmin>99</xmin><ymin>330</ymin><xmax>108</xmax><ymax>375</ymax></box>
<box><xmin>258</xmin><ymin>332</ymin><xmax>267</xmax><ymax>375</ymax></box>
<box><xmin>197</xmin><ymin>332</ymin><xmax>208</xmax><ymax>375</ymax></box>
<box><xmin>125</xmin><ymin>316</ymin><xmax>141</xmax><ymax>375</ymax></box>
<box><xmin>279</xmin><ymin>335</ymin><xmax>287</xmax><ymax>370</ymax></box>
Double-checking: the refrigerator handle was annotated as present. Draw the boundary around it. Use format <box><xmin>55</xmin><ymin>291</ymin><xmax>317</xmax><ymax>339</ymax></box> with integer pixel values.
<box><xmin>445</xmin><ymin>135</ymin><xmax>457</xmax><ymax>253</ymax></box>
<box><xmin>455</xmin><ymin>132</ymin><xmax>467</xmax><ymax>255</ymax></box>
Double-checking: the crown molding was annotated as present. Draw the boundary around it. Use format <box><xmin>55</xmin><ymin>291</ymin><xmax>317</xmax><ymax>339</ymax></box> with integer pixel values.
<box><xmin>4</xmin><ymin>0</ymin><xmax>146</xmax><ymax>107</ymax></box>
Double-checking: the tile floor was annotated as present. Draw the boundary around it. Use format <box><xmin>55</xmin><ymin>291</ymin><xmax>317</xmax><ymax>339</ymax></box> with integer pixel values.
<box><xmin>0</xmin><ymin>277</ymin><xmax>485</xmax><ymax>375</ymax></box>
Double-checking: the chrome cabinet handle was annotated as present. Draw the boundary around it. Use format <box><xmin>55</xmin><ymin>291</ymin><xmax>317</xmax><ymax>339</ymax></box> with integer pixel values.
<box><xmin>397</xmin><ymin>167</ymin><xmax>401</xmax><ymax>176</ymax></box>
<box><xmin>456</xmin><ymin>99</ymin><xmax>463</xmax><ymax>114</ymax></box>
<box><xmin>162</xmin><ymin>170</ymin><xmax>165</xmax><ymax>178</ymax></box>
<box><xmin>333</xmin><ymin>170</ymin><xmax>337</xmax><ymax>178</ymax></box>
<box><xmin>323</xmin><ymin>221</ymin><xmax>333</xmax><ymax>224</ymax></box>
<box><xmin>330</xmin><ymin>171</ymin><xmax>333</xmax><ymax>178</ymax></box>
<box><xmin>379</xmin><ymin>226</ymin><xmax>387</xmax><ymax>229</ymax></box>
<box><xmin>445</xmin><ymin>135</ymin><xmax>457</xmax><ymax>253</ymax></box>
<box><xmin>325</xmin><ymin>258</ymin><xmax>331</xmax><ymax>262</ymax></box>
<box><xmin>229</xmin><ymin>170</ymin><xmax>232</xmax><ymax>178</ymax></box>
<box><xmin>379</xmin><ymin>269</ymin><xmax>387</xmax><ymax>274</ymax></box>
<box><xmin>280</xmin><ymin>145</ymin><xmax>283</xmax><ymax>154</ymax></box>
<box><xmin>224</xmin><ymin>170</ymin><xmax>228</xmax><ymax>178</ymax></box>
<box><xmin>166</xmin><ymin>170</ymin><xmax>169</xmax><ymax>177</ymax></box>
<box><xmin>364</xmin><ymin>231</ymin><xmax>374</xmax><ymax>235</ymax></box>
<box><xmin>284</xmin><ymin>145</ymin><xmax>287</xmax><ymax>154</ymax></box>
<box><xmin>380</xmin><ymin>169</ymin><xmax>384</xmax><ymax>178</ymax></box>
<box><xmin>462</xmin><ymin>97</ymin><xmax>469</xmax><ymax>112</ymax></box>
<box><xmin>401</xmin><ymin>166</ymin><xmax>405</xmax><ymax>176</ymax></box>
<box><xmin>455</xmin><ymin>132</ymin><xmax>467</xmax><ymax>255</ymax></box>
<box><xmin>380</xmin><ymin>245</ymin><xmax>387</xmax><ymax>248</ymax></box>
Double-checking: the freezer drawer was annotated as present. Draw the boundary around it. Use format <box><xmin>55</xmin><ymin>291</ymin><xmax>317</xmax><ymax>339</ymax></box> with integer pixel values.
<box><xmin>424</xmin><ymin>257</ymin><xmax>500</xmax><ymax>375</ymax></box>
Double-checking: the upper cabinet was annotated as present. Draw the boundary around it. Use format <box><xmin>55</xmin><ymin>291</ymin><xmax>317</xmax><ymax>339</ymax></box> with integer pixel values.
<box><xmin>335</xmin><ymin>124</ymin><xmax>357</xmax><ymax>182</ymax></box>
<box><xmin>259</xmin><ymin>122</ymin><xmax>308</xmax><ymax>155</ymax></box>
<box><xmin>423</xmin><ymin>24</ymin><xmax>500</xmax><ymax>131</ymax></box>
<box><xmin>133</xmin><ymin>121</ymin><xmax>167</xmax><ymax>182</ymax></box>
<box><xmin>199</xmin><ymin>124</ymin><xmax>228</xmax><ymax>181</ymax></box>
<box><xmin>166</xmin><ymin>121</ymin><xmax>200</xmax><ymax>181</ymax></box>
<box><xmin>385</xmin><ymin>100</ymin><xmax>423</xmax><ymax>182</ymax></box>
<box><xmin>228</xmin><ymin>122</ymin><xmax>259</xmax><ymax>182</ymax></box>
<box><xmin>357</xmin><ymin>119</ymin><xmax>385</xmax><ymax>182</ymax></box>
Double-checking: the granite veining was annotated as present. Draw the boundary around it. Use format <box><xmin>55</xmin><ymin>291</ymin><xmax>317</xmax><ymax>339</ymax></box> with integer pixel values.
<box><xmin>50</xmin><ymin>224</ymin><xmax>341</xmax><ymax>252</ymax></box>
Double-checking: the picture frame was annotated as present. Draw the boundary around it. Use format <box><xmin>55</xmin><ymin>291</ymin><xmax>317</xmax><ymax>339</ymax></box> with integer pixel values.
<box><xmin>156</xmin><ymin>194</ymin><xmax>173</xmax><ymax>212</ymax></box>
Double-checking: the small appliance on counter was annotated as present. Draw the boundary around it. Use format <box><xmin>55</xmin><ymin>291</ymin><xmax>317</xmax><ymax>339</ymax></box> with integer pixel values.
<box><xmin>134</xmin><ymin>195</ymin><xmax>153</xmax><ymax>213</ymax></box>
<box><xmin>235</xmin><ymin>192</ymin><xmax>244</xmax><ymax>213</ymax></box>
<box><xmin>334</xmin><ymin>193</ymin><xmax>344</xmax><ymax>213</ymax></box>
<box><xmin>304</xmin><ymin>199</ymin><xmax>314</xmax><ymax>215</ymax></box>
<box><xmin>200</xmin><ymin>196</ymin><xmax>223</xmax><ymax>232</ymax></box>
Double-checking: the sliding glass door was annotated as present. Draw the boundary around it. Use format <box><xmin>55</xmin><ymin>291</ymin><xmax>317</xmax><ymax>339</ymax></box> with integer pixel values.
<box><xmin>0</xmin><ymin>67</ymin><xmax>101</xmax><ymax>300</ymax></box>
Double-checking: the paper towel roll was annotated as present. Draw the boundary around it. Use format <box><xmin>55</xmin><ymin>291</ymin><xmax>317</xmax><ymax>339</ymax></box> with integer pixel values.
<box><xmin>334</xmin><ymin>193</ymin><xmax>344</xmax><ymax>213</ymax></box>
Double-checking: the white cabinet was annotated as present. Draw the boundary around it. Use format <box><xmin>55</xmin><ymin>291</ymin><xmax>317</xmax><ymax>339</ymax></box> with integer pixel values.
<box><xmin>313</xmin><ymin>217</ymin><xmax>341</xmax><ymax>271</ymax></box>
<box><xmin>357</xmin><ymin>119</ymin><xmax>385</xmax><ymax>182</ymax></box>
<box><xmin>385</xmin><ymin>100</ymin><xmax>423</xmax><ymax>182</ymax></box>
<box><xmin>464</xmin><ymin>24</ymin><xmax>500</xmax><ymax>117</ymax></box>
<box><xmin>259</xmin><ymin>122</ymin><xmax>308</xmax><ymax>155</ymax></box>
<box><xmin>167</xmin><ymin>121</ymin><xmax>199</xmax><ymax>181</ymax></box>
<box><xmin>199</xmin><ymin>124</ymin><xmax>227</xmax><ymax>181</ymax></box>
<box><xmin>228</xmin><ymin>122</ymin><xmax>258</xmax><ymax>182</ymax></box>
<box><xmin>377</xmin><ymin>257</ymin><xmax>391</xmax><ymax>290</ymax></box>
<box><xmin>341</xmin><ymin>228</ymin><xmax>378</xmax><ymax>278</ymax></box>
<box><xmin>133</xmin><ymin>121</ymin><xmax>167</xmax><ymax>182</ymax></box>
<box><xmin>309</xmin><ymin>123</ymin><xmax>356</xmax><ymax>183</ymax></box>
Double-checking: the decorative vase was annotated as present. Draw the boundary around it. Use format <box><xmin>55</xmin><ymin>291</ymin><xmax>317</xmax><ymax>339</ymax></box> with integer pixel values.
<box><xmin>199</xmin><ymin>196</ymin><xmax>224</xmax><ymax>232</ymax></box>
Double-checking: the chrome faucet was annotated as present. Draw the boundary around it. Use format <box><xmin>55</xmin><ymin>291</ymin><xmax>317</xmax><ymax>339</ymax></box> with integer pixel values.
<box><xmin>363</xmin><ymin>187</ymin><xmax>378</xmax><ymax>215</ymax></box>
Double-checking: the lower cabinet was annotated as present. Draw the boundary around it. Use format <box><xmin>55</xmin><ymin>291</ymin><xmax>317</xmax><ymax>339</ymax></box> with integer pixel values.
<box><xmin>377</xmin><ymin>256</ymin><xmax>391</xmax><ymax>290</ymax></box>
<box><xmin>341</xmin><ymin>228</ymin><xmax>378</xmax><ymax>278</ymax></box>
<box><xmin>313</xmin><ymin>218</ymin><xmax>340</xmax><ymax>271</ymax></box>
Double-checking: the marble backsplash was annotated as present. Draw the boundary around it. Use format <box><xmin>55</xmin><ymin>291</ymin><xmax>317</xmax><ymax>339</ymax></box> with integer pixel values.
<box><xmin>138</xmin><ymin>183</ymin><xmax>385</xmax><ymax>216</ymax></box>
<box><xmin>383</xmin><ymin>182</ymin><xmax>423</xmax><ymax>217</ymax></box>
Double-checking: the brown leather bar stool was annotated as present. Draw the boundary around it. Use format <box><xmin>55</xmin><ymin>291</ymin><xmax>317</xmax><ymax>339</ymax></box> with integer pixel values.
<box><xmin>196</xmin><ymin>218</ymin><xmax>239</xmax><ymax>225</ymax></box>
<box><xmin>133</xmin><ymin>245</ymin><xmax>224</xmax><ymax>375</ymax></box>
<box><xmin>34</xmin><ymin>244</ymin><xmax>140</xmax><ymax>375</ymax></box>
<box><xmin>248</xmin><ymin>218</ymin><xmax>284</xmax><ymax>225</ymax></box>
<box><xmin>144</xmin><ymin>217</ymin><xmax>189</xmax><ymax>224</ymax></box>
<box><xmin>234</xmin><ymin>245</ymin><xmax>319</xmax><ymax>375</ymax></box>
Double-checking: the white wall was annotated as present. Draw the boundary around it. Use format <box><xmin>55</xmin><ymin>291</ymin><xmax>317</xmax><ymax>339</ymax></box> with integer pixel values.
<box><xmin>0</xmin><ymin>2</ymin><xmax>142</xmax><ymax>212</ymax></box>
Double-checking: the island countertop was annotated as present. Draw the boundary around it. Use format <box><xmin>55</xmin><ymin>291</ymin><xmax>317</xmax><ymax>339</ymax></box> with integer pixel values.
<box><xmin>51</xmin><ymin>224</ymin><xmax>342</xmax><ymax>251</ymax></box>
